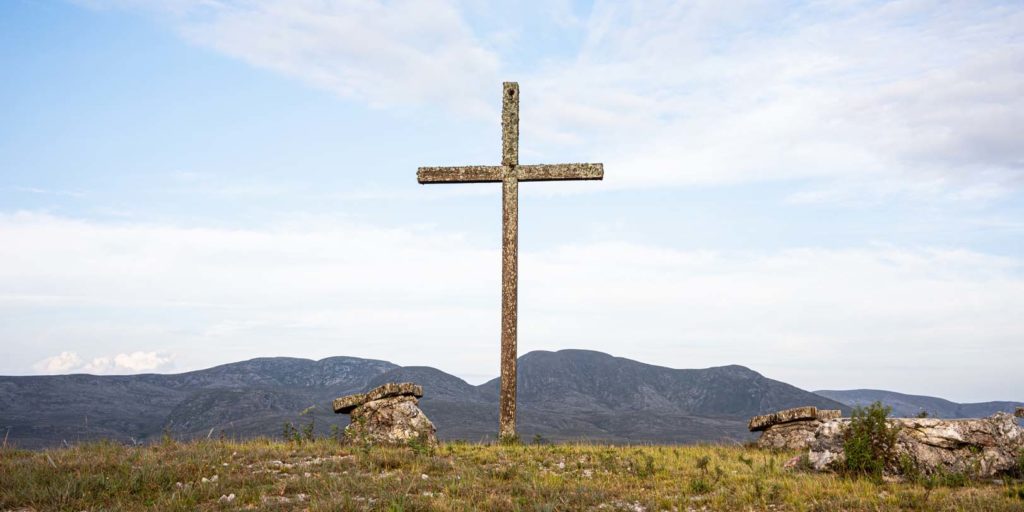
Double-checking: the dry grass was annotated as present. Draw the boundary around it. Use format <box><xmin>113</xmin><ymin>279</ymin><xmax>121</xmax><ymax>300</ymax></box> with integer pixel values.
<box><xmin>1</xmin><ymin>438</ymin><xmax>1022</xmax><ymax>511</ymax></box>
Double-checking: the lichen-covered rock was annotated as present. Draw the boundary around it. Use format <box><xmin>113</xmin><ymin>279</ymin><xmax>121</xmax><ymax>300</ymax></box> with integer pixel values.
<box><xmin>333</xmin><ymin>382</ymin><xmax>424</xmax><ymax>414</ymax></box>
<box><xmin>805</xmin><ymin>412</ymin><xmax>1024</xmax><ymax>477</ymax></box>
<box><xmin>749</xmin><ymin>406</ymin><xmax>818</xmax><ymax>431</ymax></box>
<box><xmin>753</xmin><ymin>407</ymin><xmax>843</xmax><ymax>449</ymax></box>
<box><xmin>749</xmin><ymin>407</ymin><xmax>841</xmax><ymax>432</ymax></box>
<box><xmin>758</xmin><ymin>421</ymin><xmax>823</xmax><ymax>450</ymax></box>
<box><xmin>343</xmin><ymin>395</ymin><xmax>436</xmax><ymax>446</ymax></box>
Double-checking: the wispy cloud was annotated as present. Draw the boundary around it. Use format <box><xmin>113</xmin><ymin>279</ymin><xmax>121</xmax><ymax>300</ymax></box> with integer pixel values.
<box><xmin>84</xmin><ymin>0</ymin><xmax>1024</xmax><ymax>200</ymax></box>
<box><xmin>8</xmin><ymin>186</ymin><xmax>85</xmax><ymax>198</ymax></box>
<box><xmin>91</xmin><ymin>0</ymin><xmax>501</xmax><ymax>116</ymax></box>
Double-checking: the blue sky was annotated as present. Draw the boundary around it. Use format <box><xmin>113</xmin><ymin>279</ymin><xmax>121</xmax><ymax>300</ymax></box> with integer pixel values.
<box><xmin>1</xmin><ymin>0</ymin><xmax>1022</xmax><ymax>402</ymax></box>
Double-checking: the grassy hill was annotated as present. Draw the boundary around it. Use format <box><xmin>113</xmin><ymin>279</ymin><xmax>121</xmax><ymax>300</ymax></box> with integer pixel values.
<box><xmin>2</xmin><ymin>438</ymin><xmax>1022</xmax><ymax>511</ymax></box>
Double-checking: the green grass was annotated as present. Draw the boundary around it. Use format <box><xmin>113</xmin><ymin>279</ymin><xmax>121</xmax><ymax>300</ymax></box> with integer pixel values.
<box><xmin>1</xmin><ymin>438</ymin><xmax>1022</xmax><ymax>511</ymax></box>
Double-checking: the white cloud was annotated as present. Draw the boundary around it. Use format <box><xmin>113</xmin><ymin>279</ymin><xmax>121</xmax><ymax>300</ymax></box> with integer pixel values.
<box><xmin>2</xmin><ymin>212</ymin><xmax>1022</xmax><ymax>401</ymax></box>
<box><xmin>521</xmin><ymin>1</ymin><xmax>1024</xmax><ymax>198</ymax></box>
<box><xmin>31</xmin><ymin>350</ymin><xmax>173</xmax><ymax>374</ymax></box>
<box><xmin>83</xmin><ymin>0</ymin><xmax>1024</xmax><ymax>200</ymax></box>
<box><xmin>32</xmin><ymin>351</ymin><xmax>82</xmax><ymax>374</ymax></box>
<box><xmin>91</xmin><ymin>0</ymin><xmax>501</xmax><ymax>116</ymax></box>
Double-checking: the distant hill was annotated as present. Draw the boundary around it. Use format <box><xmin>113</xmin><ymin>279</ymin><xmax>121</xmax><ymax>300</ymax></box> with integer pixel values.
<box><xmin>814</xmin><ymin>389</ymin><xmax>1023</xmax><ymax>419</ymax></box>
<box><xmin>0</xmin><ymin>349</ymin><xmax>849</xmax><ymax>448</ymax></box>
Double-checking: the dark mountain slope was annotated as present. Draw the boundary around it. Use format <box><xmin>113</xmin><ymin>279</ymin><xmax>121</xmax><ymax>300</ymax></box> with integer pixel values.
<box><xmin>815</xmin><ymin>389</ymin><xmax>1023</xmax><ymax>419</ymax></box>
<box><xmin>2</xmin><ymin>349</ymin><xmax>849</xmax><ymax>448</ymax></box>
<box><xmin>474</xmin><ymin>350</ymin><xmax>849</xmax><ymax>443</ymax></box>
<box><xmin>483</xmin><ymin>350</ymin><xmax>848</xmax><ymax>417</ymax></box>
<box><xmin>0</xmin><ymin>356</ymin><xmax>397</xmax><ymax>447</ymax></box>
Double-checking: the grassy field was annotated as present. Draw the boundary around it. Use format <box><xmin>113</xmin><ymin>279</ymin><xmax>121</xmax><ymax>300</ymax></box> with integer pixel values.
<box><xmin>2</xmin><ymin>438</ymin><xmax>1023</xmax><ymax>511</ymax></box>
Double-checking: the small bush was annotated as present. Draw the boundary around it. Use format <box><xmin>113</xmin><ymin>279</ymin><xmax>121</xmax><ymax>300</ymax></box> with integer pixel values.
<box><xmin>631</xmin><ymin>453</ymin><xmax>657</xmax><ymax>479</ymax></box>
<box><xmin>689</xmin><ymin>478</ymin><xmax>712</xmax><ymax>494</ymax></box>
<box><xmin>407</xmin><ymin>433</ymin><xmax>434</xmax><ymax>457</ymax></box>
<box><xmin>498</xmin><ymin>433</ymin><xmax>520</xmax><ymax>446</ymax></box>
<box><xmin>842</xmin><ymin>401</ymin><xmax>900</xmax><ymax>480</ymax></box>
<box><xmin>1006</xmin><ymin>483</ymin><xmax>1024</xmax><ymax>500</ymax></box>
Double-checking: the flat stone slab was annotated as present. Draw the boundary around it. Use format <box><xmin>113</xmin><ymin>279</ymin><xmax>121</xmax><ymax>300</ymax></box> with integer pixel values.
<box><xmin>333</xmin><ymin>382</ymin><xmax>423</xmax><ymax>414</ymax></box>
<box><xmin>816</xmin><ymin>409</ymin><xmax>842</xmax><ymax>421</ymax></box>
<box><xmin>749</xmin><ymin>406</ymin><xmax>829</xmax><ymax>432</ymax></box>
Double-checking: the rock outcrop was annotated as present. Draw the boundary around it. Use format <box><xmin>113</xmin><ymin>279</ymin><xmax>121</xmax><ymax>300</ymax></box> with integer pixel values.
<box><xmin>751</xmin><ymin>406</ymin><xmax>1024</xmax><ymax>478</ymax></box>
<box><xmin>1016</xmin><ymin>406</ymin><xmax>1023</xmax><ymax>418</ymax></box>
<box><xmin>806</xmin><ymin>413</ymin><xmax>1024</xmax><ymax>477</ymax></box>
<box><xmin>333</xmin><ymin>382</ymin><xmax>436</xmax><ymax>446</ymax></box>
<box><xmin>749</xmin><ymin>407</ymin><xmax>843</xmax><ymax>450</ymax></box>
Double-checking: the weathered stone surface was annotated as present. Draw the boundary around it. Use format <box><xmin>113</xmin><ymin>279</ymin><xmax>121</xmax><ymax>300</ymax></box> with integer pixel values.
<box><xmin>804</xmin><ymin>413</ymin><xmax>1024</xmax><ymax>478</ymax></box>
<box><xmin>758</xmin><ymin>421</ymin><xmax>822</xmax><ymax>450</ymax></box>
<box><xmin>754</xmin><ymin>408</ymin><xmax>844</xmax><ymax>449</ymax></box>
<box><xmin>816</xmin><ymin>409</ymin><xmax>842</xmax><ymax>421</ymax></box>
<box><xmin>749</xmin><ymin>406</ymin><xmax>819</xmax><ymax>431</ymax></box>
<box><xmin>343</xmin><ymin>395</ymin><xmax>437</xmax><ymax>446</ymax></box>
<box><xmin>333</xmin><ymin>382</ymin><xmax>423</xmax><ymax>414</ymax></box>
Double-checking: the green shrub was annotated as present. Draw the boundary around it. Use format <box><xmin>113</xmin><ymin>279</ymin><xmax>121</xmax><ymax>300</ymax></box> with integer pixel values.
<box><xmin>1006</xmin><ymin>483</ymin><xmax>1024</xmax><ymax>500</ymax></box>
<box><xmin>842</xmin><ymin>401</ymin><xmax>900</xmax><ymax>480</ymax></box>
<box><xmin>407</xmin><ymin>432</ymin><xmax>434</xmax><ymax>456</ymax></box>
<box><xmin>498</xmin><ymin>433</ymin><xmax>520</xmax><ymax>446</ymax></box>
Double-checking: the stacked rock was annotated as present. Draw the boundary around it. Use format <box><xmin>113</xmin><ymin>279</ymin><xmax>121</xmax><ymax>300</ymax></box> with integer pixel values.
<box><xmin>748</xmin><ymin>406</ymin><xmax>842</xmax><ymax>450</ymax></box>
<box><xmin>333</xmin><ymin>382</ymin><xmax>437</xmax><ymax>446</ymax></box>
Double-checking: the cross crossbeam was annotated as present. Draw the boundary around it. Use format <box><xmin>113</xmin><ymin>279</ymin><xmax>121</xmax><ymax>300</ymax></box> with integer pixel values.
<box><xmin>417</xmin><ymin>163</ymin><xmax>604</xmax><ymax>184</ymax></box>
<box><xmin>417</xmin><ymin>82</ymin><xmax>604</xmax><ymax>440</ymax></box>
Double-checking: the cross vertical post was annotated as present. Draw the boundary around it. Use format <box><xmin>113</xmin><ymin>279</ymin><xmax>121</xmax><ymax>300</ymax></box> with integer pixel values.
<box><xmin>500</xmin><ymin>82</ymin><xmax>519</xmax><ymax>440</ymax></box>
<box><xmin>416</xmin><ymin>82</ymin><xmax>603</xmax><ymax>440</ymax></box>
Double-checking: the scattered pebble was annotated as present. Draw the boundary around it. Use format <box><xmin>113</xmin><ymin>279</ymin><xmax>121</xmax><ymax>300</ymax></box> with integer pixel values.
<box><xmin>421</xmin><ymin>473</ymin><xmax>429</xmax><ymax>480</ymax></box>
<box><xmin>218</xmin><ymin>493</ymin><xmax>235</xmax><ymax>503</ymax></box>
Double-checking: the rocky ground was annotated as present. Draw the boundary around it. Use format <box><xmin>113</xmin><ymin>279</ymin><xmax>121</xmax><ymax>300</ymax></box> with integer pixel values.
<box><xmin>2</xmin><ymin>438</ymin><xmax>1023</xmax><ymax>511</ymax></box>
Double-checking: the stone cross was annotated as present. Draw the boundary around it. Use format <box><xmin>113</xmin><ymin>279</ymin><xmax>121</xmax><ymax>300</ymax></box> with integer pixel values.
<box><xmin>417</xmin><ymin>82</ymin><xmax>604</xmax><ymax>439</ymax></box>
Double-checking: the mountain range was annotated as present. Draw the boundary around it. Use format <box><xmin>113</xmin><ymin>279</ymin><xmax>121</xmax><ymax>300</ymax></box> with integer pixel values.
<box><xmin>1</xmin><ymin>349</ymin><xmax>1018</xmax><ymax>449</ymax></box>
<box><xmin>814</xmin><ymin>389</ymin><xmax>1023</xmax><ymax>419</ymax></box>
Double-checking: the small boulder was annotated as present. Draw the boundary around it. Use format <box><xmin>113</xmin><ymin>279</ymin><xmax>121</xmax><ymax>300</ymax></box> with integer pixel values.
<box><xmin>751</xmin><ymin>407</ymin><xmax>844</xmax><ymax>450</ymax></box>
<box><xmin>334</xmin><ymin>382</ymin><xmax>436</xmax><ymax>446</ymax></box>
<box><xmin>1015</xmin><ymin>406</ymin><xmax>1023</xmax><ymax>418</ymax></box>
